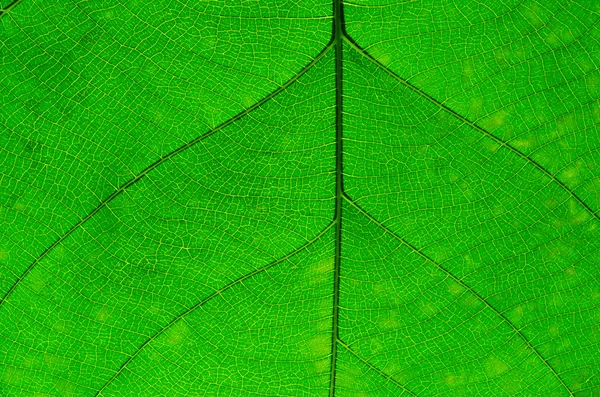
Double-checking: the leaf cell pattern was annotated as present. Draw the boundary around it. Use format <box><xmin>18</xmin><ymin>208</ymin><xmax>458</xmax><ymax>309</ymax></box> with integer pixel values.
<box><xmin>1</xmin><ymin>0</ymin><xmax>599</xmax><ymax>396</ymax></box>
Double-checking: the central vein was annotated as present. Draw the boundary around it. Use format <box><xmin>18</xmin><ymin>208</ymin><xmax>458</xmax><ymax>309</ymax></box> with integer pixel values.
<box><xmin>329</xmin><ymin>0</ymin><xmax>344</xmax><ymax>395</ymax></box>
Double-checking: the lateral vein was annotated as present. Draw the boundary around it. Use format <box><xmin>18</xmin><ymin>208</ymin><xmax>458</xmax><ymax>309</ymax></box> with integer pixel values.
<box><xmin>343</xmin><ymin>192</ymin><xmax>575</xmax><ymax>397</ymax></box>
<box><xmin>0</xmin><ymin>43</ymin><xmax>333</xmax><ymax>311</ymax></box>
<box><xmin>342</xmin><ymin>34</ymin><xmax>600</xmax><ymax>226</ymax></box>
<box><xmin>338</xmin><ymin>338</ymin><xmax>418</xmax><ymax>397</ymax></box>
<box><xmin>94</xmin><ymin>221</ymin><xmax>335</xmax><ymax>396</ymax></box>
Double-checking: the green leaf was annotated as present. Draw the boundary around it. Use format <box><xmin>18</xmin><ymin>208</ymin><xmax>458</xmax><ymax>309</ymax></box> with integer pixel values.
<box><xmin>1</xmin><ymin>0</ymin><xmax>599</xmax><ymax>396</ymax></box>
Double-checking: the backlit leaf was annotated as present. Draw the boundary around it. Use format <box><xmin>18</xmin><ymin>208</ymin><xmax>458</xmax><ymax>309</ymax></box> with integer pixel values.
<box><xmin>1</xmin><ymin>0</ymin><xmax>599</xmax><ymax>396</ymax></box>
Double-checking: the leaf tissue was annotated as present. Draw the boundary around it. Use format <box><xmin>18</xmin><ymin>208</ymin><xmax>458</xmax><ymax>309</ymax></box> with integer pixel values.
<box><xmin>1</xmin><ymin>0</ymin><xmax>599</xmax><ymax>396</ymax></box>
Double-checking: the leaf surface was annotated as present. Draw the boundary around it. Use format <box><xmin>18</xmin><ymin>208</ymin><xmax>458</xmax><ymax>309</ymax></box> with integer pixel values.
<box><xmin>1</xmin><ymin>0</ymin><xmax>599</xmax><ymax>396</ymax></box>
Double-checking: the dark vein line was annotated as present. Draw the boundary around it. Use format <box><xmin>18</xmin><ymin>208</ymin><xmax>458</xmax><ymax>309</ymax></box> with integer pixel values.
<box><xmin>342</xmin><ymin>192</ymin><xmax>575</xmax><ymax>397</ymax></box>
<box><xmin>342</xmin><ymin>33</ymin><xmax>600</xmax><ymax>226</ymax></box>
<box><xmin>329</xmin><ymin>1</ymin><xmax>344</xmax><ymax>397</ymax></box>
<box><xmin>337</xmin><ymin>338</ymin><xmax>418</xmax><ymax>396</ymax></box>
<box><xmin>0</xmin><ymin>0</ymin><xmax>23</xmax><ymax>18</ymax></box>
<box><xmin>0</xmin><ymin>43</ymin><xmax>333</xmax><ymax>311</ymax></box>
<box><xmin>94</xmin><ymin>221</ymin><xmax>335</xmax><ymax>396</ymax></box>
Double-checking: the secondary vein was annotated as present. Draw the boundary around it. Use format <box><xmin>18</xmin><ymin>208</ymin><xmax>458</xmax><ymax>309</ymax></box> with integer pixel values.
<box><xmin>0</xmin><ymin>44</ymin><xmax>333</xmax><ymax>311</ymax></box>
<box><xmin>94</xmin><ymin>221</ymin><xmax>335</xmax><ymax>396</ymax></box>
<box><xmin>0</xmin><ymin>0</ymin><xmax>24</xmax><ymax>18</ymax></box>
<box><xmin>342</xmin><ymin>192</ymin><xmax>575</xmax><ymax>397</ymax></box>
<box><xmin>338</xmin><ymin>338</ymin><xmax>418</xmax><ymax>396</ymax></box>
<box><xmin>342</xmin><ymin>34</ymin><xmax>600</xmax><ymax>227</ymax></box>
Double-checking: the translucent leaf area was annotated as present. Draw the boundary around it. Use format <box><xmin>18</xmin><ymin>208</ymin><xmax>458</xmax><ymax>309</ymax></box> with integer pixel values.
<box><xmin>1</xmin><ymin>0</ymin><xmax>599</xmax><ymax>396</ymax></box>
